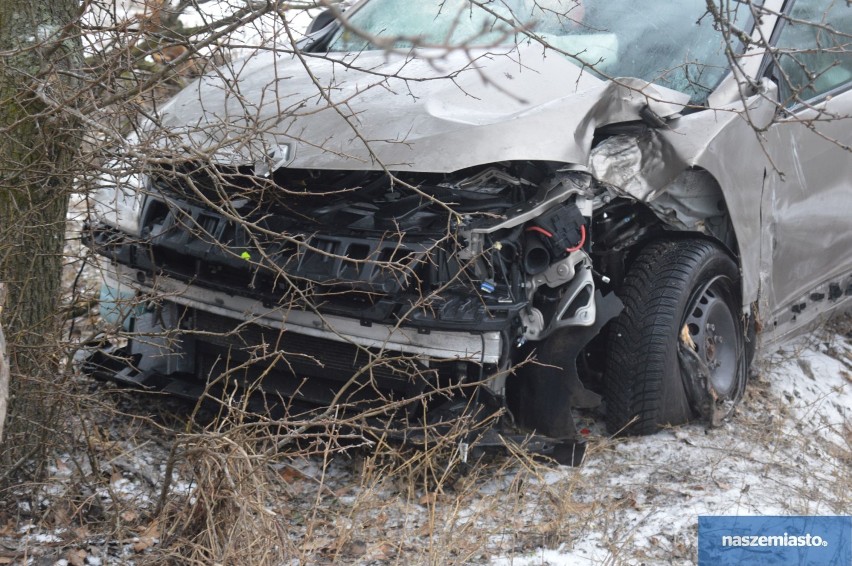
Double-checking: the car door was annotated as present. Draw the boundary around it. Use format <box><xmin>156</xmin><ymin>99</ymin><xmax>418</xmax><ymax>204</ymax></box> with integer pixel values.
<box><xmin>761</xmin><ymin>0</ymin><xmax>852</xmax><ymax>335</ymax></box>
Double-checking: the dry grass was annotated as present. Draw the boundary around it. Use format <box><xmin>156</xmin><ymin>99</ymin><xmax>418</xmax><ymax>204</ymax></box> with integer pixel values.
<box><xmin>2</xmin><ymin>319</ymin><xmax>850</xmax><ymax>566</ymax></box>
<box><xmin>0</xmin><ymin>374</ymin><xmax>612</xmax><ymax>564</ymax></box>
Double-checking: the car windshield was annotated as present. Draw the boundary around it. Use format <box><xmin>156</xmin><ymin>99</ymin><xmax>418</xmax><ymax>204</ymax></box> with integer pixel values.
<box><xmin>328</xmin><ymin>0</ymin><xmax>757</xmax><ymax>104</ymax></box>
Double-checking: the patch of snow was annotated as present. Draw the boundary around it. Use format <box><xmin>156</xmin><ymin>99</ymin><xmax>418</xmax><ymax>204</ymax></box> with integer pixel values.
<box><xmin>27</xmin><ymin>532</ymin><xmax>62</xmax><ymax>543</ymax></box>
<box><xmin>491</xmin><ymin>328</ymin><xmax>852</xmax><ymax>564</ymax></box>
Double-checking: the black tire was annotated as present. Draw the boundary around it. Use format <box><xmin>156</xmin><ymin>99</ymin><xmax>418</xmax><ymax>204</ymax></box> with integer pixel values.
<box><xmin>605</xmin><ymin>239</ymin><xmax>747</xmax><ymax>435</ymax></box>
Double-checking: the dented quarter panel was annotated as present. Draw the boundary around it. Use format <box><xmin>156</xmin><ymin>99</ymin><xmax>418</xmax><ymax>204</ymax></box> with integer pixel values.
<box><xmin>590</xmin><ymin>88</ymin><xmax>780</xmax><ymax>307</ymax></box>
<box><xmin>662</xmin><ymin>91</ymin><xmax>780</xmax><ymax>308</ymax></box>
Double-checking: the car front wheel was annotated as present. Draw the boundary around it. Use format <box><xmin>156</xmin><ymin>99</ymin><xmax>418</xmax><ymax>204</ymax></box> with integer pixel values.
<box><xmin>605</xmin><ymin>239</ymin><xmax>747</xmax><ymax>435</ymax></box>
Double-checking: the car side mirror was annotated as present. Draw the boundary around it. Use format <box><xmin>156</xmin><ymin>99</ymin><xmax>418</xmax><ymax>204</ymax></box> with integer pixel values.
<box><xmin>307</xmin><ymin>8</ymin><xmax>337</xmax><ymax>35</ymax></box>
<box><xmin>745</xmin><ymin>77</ymin><xmax>781</xmax><ymax>128</ymax></box>
<box><xmin>764</xmin><ymin>59</ymin><xmax>796</xmax><ymax>109</ymax></box>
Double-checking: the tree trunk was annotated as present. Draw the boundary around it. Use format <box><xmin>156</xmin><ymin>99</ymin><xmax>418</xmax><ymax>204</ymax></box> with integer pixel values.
<box><xmin>0</xmin><ymin>284</ymin><xmax>7</xmax><ymax>444</ymax></box>
<box><xmin>0</xmin><ymin>1</ymin><xmax>82</xmax><ymax>480</ymax></box>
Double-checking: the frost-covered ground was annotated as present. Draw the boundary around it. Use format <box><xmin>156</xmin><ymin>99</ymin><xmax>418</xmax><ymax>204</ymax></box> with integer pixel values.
<box><xmin>495</xmin><ymin>322</ymin><xmax>852</xmax><ymax>565</ymax></box>
<box><xmin>3</xmin><ymin>317</ymin><xmax>848</xmax><ymax>565</ymax></box>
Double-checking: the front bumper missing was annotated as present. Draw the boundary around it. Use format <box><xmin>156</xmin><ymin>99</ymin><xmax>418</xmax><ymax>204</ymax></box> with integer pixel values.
<box><xmin>107</xmin><ymin>262</ymin><xmax>503</xmax><ymax>365</ymax></box>
<box><xmin>89</xmin><ymin>263</ymin><xmax>605</xmax><ymax>467</ymax></box>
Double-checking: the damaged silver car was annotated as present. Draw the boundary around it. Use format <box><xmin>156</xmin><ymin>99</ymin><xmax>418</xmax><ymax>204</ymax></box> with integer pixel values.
<box><xmin>85</xmin><ymin>0</ymin><xmax>852</xmax><ymax>463</ymax></box>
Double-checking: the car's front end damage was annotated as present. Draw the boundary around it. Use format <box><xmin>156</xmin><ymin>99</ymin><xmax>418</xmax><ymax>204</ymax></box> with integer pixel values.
<box><xmin>84</xmin><ymin>0</ymin><xmax>798</xmax><ymax>463</ymax></box>
<box><xmin>87</xmin><ymin>157</ymin><xmax>631</xmax><ymax>463</ymax></box>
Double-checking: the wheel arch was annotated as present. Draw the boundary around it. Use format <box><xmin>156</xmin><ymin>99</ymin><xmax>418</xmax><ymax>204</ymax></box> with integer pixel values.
<box><xmin>594</xmin><ymin>166</ymin><xmax>746</xmax><ymax>302</ymax></box>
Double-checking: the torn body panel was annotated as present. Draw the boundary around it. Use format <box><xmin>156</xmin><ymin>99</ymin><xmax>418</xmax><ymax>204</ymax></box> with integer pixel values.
<box><xmin>588</xmin><ymin>84</ymin><xmax>780</xmax><ymax>311</ymax></box>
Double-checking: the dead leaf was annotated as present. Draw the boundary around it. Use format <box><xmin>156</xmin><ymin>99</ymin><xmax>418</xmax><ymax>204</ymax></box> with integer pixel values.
<box><xmin>372</xmin><ymin>542</ymin><xmax>396</xmax><ymax>560</ymax></box>
<box><xmin>140</xmin><ymin>519</ymin><xmax>160</xmax><ymax>539</ymax></box>
<box><xmin>120</xmin><ymin>510</ymin><xmax>138</xmax><ymax>523</ymax></box>
<box><xmin>133</xmin><ymin>520</ymin><xmax>160</xmax><ymax>552</ymax></box>
<box><xmin>0</xmin><ymin>521</ymin><xmax>15</xmax><ymax>536</ymax></box>
<box><xmin>133</xmin><ymin>538</ymin><xmax>153</xmax><ymax>553</ymax></box>
<box><xmin>51</xmin><ymin>505</ymin><xmax>70</xmax><ymax>528</ymax></box>
<box><xmin>419</xmin><ymin>492</ymin><xmax>438</xmax><ymax>506</ymax></box>
<box><xmin>279</xmin><ymin>465</ymin><xmax>306</xmax><ymax>483</ymax></box>
<box><xmin>300</xmin><ymin>537</ymin><xmax>335</xmax><ymax>552</ymax></box>
<box><xmin>66</xmin><ymin>549</ymin><xmax>87</xmax><ymax>566</ymax></box>
<box><xmin>616</xmin><ymin>492</ymin><xmax>640</xmax><ymax>511</ymax></box>
<box><xmin>680</xmin><ymin>324</ymin><xmax>696</xmax><ymax>350</ymax></box>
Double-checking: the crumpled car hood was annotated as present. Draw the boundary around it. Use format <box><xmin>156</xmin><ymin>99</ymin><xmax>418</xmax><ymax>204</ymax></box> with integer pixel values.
<box><xmin>149</xmin><ymin>44</ymin><xmax>690</xmax><ymax>172</ymax></box>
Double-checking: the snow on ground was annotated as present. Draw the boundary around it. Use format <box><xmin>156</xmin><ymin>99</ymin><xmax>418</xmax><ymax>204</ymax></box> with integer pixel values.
<box><xmin>496</xmin><ymin>322</ymin><xmax>851</xmax><ymax>565</ymax></box>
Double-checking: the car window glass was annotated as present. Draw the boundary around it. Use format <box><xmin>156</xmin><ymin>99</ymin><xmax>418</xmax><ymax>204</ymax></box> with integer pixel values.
<box><xmin>774</xmin><ymin>0</ymin><xmax>852</xmax><ymax>105</ymax></box>
<box><xmin>327</xmin><ymin>0</ymin><xmax>756</xmax><ymax>105</ymax></box>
